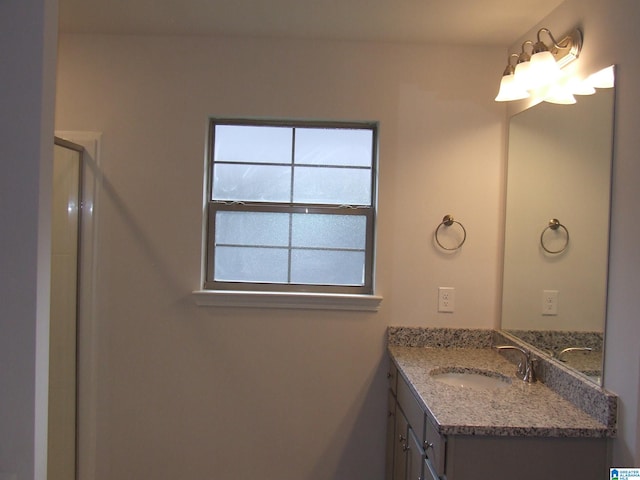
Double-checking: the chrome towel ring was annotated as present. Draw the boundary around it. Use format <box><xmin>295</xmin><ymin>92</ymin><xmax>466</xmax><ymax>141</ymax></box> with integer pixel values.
<box><xmin>540</xmin><ymin>218</ymin><xmax>569</xmax><ymax>254</ymax></box>
<box><xmin>435</xmin><ymin>214</ymin><xmax>467</xmax><ymax>251</ymax></box>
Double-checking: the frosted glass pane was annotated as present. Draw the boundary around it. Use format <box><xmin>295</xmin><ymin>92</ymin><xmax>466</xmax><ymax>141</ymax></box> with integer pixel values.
<box><xmin>291</xmin><ymin>214</ymin><xmax>366</xmax><ymax>249</ymax></box>
<box><xmin>215</xmin><ymin>211</ymin><xmax>290</xmax><ymax>246</ymax></box>
<box><xmin>215</xmin><ymin>125</ymin><xmax>292</xmax><ymax>164</ymax></box>
<box><xmin>213</xmin><ymin>164</ymin><xmax>291</xmax><ymax>202</ymax></box>
<box><xmin>293</xmin><ymin>167</ymin><xmax>371</xmax><ymax>205</ymax></box>
<box><xmin>215</xmin><ymin>246</ymin><xmax>289</xmax><ymax>283</ymax></box>
<box><xmin>290</xmin><ymin>250</ymin><xmax>365</xmax><ymax>286</ymax></box>
<box><xmin>295</xmin><ymin>128</ymin><xmax>373</xmax><ymax>167</ymax></box>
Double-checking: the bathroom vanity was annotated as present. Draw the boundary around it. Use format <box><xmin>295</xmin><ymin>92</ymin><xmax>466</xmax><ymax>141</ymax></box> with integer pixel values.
<box><xmin>386</xmin><ymin>328</ymin><xmax>616</xmax><ymax>480</ymax></box>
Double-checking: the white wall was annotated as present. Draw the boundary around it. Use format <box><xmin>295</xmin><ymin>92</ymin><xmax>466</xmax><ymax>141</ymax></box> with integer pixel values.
<box><xmin>0</xmin><ymin>0</ymin><xmax>58</xmax><ymax>479</ymax></box>
<box><xmin>509</xmin><ymin>0</ymin><xmax>640</xmax><ymax>465</ymax></box>
<box><xmin>55</xmin><ymin>35</ymin><xmax>505</xmax><ymax>480</ymax></box>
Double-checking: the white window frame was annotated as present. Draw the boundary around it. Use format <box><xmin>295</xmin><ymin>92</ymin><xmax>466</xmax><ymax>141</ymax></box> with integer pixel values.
<box><xmin>202</xmin><ymin>118</ymin><xmax>379</xmax><ymax>297</ymax></box>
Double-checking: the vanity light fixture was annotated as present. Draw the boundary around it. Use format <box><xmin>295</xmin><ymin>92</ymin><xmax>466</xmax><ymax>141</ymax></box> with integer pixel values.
<box><xmin>512</xmin><ymin>41</ymin><xmax>534</xmax><ymax>87</ymax></box>
<box><xmin>495</xmin><ymin>27</ymin><xmax>583</xmax><ymax>103</ymax></box>
<box><xmin>495</xmin><ymin>53</ymin><xmax>530</xmax><ymax>101</ymax></box>
<box><xmin>526</xmin><ymin>28</ymin><xmax>566</xmax><ymax>89</ymax></box>
<box><xmin>536</xmin><ymin>79</ymin><xmax>577</xmax><ymax>105</ymax></box>
<box><xmin>587</xmin><ymin>66</ymin><xmax>615</xmax><ymax>89</ymax></box>
<box><xmin>565</xmin><ymin>76</ymin><xmax>596</xmax><ymax>96</ymax></box>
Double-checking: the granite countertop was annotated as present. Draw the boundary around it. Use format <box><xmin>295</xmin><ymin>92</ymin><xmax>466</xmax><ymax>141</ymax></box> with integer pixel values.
<box><xmin>389</xmin><ymin>345</ymin><xmax>612</xmax><ymax>438</ymax></box>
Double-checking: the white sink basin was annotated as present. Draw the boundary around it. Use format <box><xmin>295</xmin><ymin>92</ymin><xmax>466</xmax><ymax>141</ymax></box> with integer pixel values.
<box><xmin>430</xmin><ymin>369</ymin><xmax>512</xmax><ymax>390</ymax></box>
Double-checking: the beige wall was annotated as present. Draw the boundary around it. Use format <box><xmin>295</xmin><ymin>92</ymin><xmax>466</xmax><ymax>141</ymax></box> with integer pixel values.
<box><xmin>509</xmin><ymin>0</ymin><xmax>640</xmax><ymax>466</ymax></box>
<box><xmin>55</xmin><ymin>35</ymin><xmax>505</xmax><ymax>479</ymax></box>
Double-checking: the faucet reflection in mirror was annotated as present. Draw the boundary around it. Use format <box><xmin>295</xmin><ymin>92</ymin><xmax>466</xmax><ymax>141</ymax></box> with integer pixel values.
<box><xmin>495</xmin><ymin>27</ymin><xmax>612</xmax><ymax>105</ymax></box>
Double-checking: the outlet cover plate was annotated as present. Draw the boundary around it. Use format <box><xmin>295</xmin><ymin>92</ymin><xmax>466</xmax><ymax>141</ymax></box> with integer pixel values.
<box><xmin>438</xmin><ymin>287</ymin><xmax>455</xmax><ymax>313</ymax></box>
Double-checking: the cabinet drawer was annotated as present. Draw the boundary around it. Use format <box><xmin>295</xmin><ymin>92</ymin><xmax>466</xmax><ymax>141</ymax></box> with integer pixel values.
<box><xmin>424</xmin><ymin>415</ymin><xmax>445</xmax><ymax>477</ymax></box>
<box><xmin>397</xmin><ymin>374</ymin><xmax>425</xmax><ymax>440</ymax></box>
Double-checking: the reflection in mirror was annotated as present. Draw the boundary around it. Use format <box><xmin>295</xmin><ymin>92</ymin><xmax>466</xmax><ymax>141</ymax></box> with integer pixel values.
<box><xmin>501</xmin><ymin>66</ymin><xmax>615</xmax><ymax>385</ymax></box>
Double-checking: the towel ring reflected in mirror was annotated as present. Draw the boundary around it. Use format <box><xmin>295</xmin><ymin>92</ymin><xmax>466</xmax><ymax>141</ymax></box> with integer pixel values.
<box><xmin>540</xmin><ymin>218</ymin><xmax>569</xmax><ymax>254</ymax></box>
<box><xmin>435</xmin><ymin>214</ymin><xmax>467</xmax><ymax>251</ymax></box>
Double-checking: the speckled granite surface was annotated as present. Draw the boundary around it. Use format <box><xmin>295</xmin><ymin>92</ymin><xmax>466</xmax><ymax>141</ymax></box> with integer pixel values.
<box><xmin>387</xmin><ymin>327</ymin><xmax>617</xmax><ymax>438</ymax></box>
<box><xmin>497</xmin><ymin>331</ymin><xmax>617</xmax><ymax>431</ymax></box>
<box><xmin>506</xmin><ymin>329</ymin><xmax>603</xmax><ymax>352</ymax></box>
<box><xmin>506</xmin><ymin>329</ymin><xmax>603</xmax><ymax>377</ymax></box>
<box><xmin>387</xmin><ymin>326</ymin><xmax>493</xmax><ymax>348</ymax></box>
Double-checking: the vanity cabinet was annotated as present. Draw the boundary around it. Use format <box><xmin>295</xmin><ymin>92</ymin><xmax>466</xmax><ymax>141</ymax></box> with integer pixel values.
<box><xmin>387</xmin><ymin>361</ymin><xmax>443</xmax><ymax>480</ymax></box>
<box><xmin>386</xmin><ymin>359</ymin><xmax>610</xmax><ymax>480</ymax></box>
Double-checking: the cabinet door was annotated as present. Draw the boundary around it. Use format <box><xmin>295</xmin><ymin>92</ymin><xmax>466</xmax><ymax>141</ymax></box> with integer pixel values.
<box><xmin>393</xmin><ymin>407</ymin><xmax>409</xmax><ymax>480</ymax></box>
<box><xmin>424</xmin><ymin>415</ymin><xmax>445</xmax><ymax>477</ymax></box>
<box><xmin>397</xmin><ymin>372</ymin><xmax>425</xmax><ymax>440</ymax></box>
<box><xmin>386</xmin><ymin>391</ymin><xmax>396</xmax><ymax>480</ymax></box>
<box><xmin>406</xmin><ymin>428</ymin><xmax>425</xmax><ymax>480</ymax></box>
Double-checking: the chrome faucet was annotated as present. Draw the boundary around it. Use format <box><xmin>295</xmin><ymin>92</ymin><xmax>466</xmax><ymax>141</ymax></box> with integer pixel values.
<box><xmin>495</xmin><ymin>345</ymin><xmax>537</xmax><ymax>383</ymax></box>
<box><xmin>557</xmin><ymin>347</ymin><xmax>592</xmax><ymax>362</ymax></box>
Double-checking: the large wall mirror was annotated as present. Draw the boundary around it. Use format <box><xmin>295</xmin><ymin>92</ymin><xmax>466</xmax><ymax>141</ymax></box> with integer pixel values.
<box><xmin>501</xmin><ymin>66</ymin><xmax>616</xmax><ymax>385</ymax></box>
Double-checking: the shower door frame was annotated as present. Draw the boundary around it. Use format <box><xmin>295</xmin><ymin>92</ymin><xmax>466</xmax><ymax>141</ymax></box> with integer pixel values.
<box><xmin>50</xmin><ymin>136</ymin><xmax>84</xmax><ymax>480</ymax></box>
<box><xmin>53</xmin><ymin>132</ymin><xmax>101</xmax><ymax>480</ymax></box>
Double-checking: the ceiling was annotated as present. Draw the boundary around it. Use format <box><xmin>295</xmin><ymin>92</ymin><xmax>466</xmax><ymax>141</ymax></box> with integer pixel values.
<box><xmin>58</xmin><ymin>0</ymin><xmax>565</xmax><ymax>46</ymax></box>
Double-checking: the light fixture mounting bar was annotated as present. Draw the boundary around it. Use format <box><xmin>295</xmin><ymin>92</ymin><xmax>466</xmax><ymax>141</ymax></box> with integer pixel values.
<box><xmin>548</xmin><ymin>28</ymin><xmax>583</xmax><ymax>69</ymax></box>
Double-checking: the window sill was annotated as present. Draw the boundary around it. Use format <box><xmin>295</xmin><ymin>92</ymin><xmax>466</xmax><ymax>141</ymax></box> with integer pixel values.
<box><xmin>192</xmin><ymin>290</ymin><xmax>382</xmax><ymax>311</ymax></box>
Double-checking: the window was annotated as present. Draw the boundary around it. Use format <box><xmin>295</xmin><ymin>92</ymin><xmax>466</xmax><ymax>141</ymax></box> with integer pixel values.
<box><xmin>204</xmin><ymin>119</ymin><xmax>377</xmax><ymax>294</ymax></box>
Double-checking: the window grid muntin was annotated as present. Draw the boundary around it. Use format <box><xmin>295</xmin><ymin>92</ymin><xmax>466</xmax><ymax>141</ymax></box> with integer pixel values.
<box><xmin>290</xmin><ymin>129</ymin><xmax>296</xmax><ymax>204</ymax></box>
<box><xmin>206</xmin><ymin>118</ymin><xmax>377</xmax><ymax>294</ymax></box>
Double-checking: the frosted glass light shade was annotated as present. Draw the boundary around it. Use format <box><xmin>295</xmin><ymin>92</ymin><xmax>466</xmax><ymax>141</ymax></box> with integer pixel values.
<box><xmin>513</xmin><ymin>61</ymin><xmax>532</xmax><ymax>89</ymax></box>
<box><xmin>587</xmin><ymin>66</ymin><xmax>615</xmax><ymax>89</ymax></box>
<box><xmin>527</xmin><ymin>51</ymin><xmax>561</xmax><ymax>89</ymax></box>
<box><xmin>567</xmin><ymin>77</ymin><xmax>596</xmax><ymax>95</ymax></box>
<box><xmin>495</xmin><ymin>74</ymin><xmax>529</xmax><ymax>102</ymax></box>
<box><xmin>543</xmin><ymin>83</ymin><xmax>577</xmax><ymax>104</ymax></box>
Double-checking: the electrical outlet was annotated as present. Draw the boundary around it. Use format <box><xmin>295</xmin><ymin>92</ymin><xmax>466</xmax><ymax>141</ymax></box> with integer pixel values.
<box><xmin>438</xmin><ymin>287</ymin><xmax>455</xmax><ymax>313</ymax></box>
<box><xmin>542</xmin><ymin>290</ymin><xmax>559</xmax><ymax>315</ymax></box>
